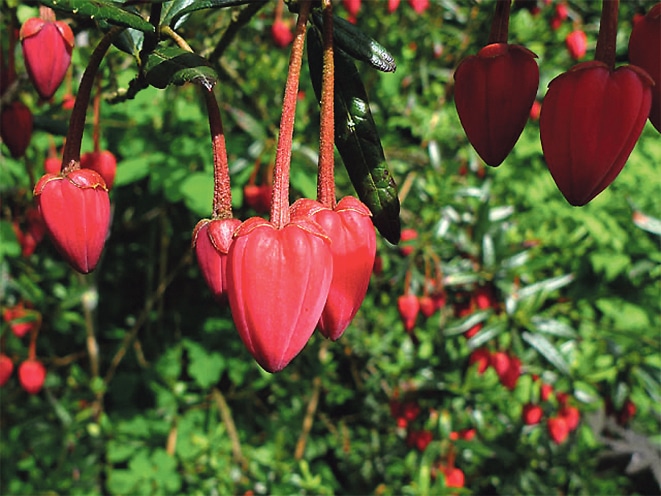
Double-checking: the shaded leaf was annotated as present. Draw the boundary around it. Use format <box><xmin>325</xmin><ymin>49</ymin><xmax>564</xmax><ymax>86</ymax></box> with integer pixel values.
<box><xmin>307</xmin><ymin>26</ymin><xmax>401</xmax><ymax>243</ymax></box>
<box><xmin>168</xmin><ymin>0</ymin><xmax>262</xmax><ymax>28</ymax></box>
<box><xmin>40</xmin><ymin>0</ymin><xmax>154</xmax><ymax>32</ymax></box>
<box><xmin>311</xmin><ymin>12</ymin><xmax>396</xmax><ymax>73</ymax></box>
<box><xmin>161</xmin><ymin>0</ymin><xmax>197</xmax><ymax>30</ymax></box>
<box><xmin>144</xmin><ymin>46</ymin><xmax>217</xmax><ymax>89</ymax></box>
<box><xmin>531</xmin><ymin>316</ymin><xmax>578</xmax><ymax>338</ymax></box>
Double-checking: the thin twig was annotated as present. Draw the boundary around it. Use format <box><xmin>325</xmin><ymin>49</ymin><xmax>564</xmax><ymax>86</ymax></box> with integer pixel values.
<box><xmin>212</xmin><ymin>388</ymin><xmax>247</xmax><ymax>469</ymax></box>
<box><xmin>103</xmin><ymin>249</ymin><xmax>193</xmax><ymax>386</ymax></box>
<box><xmin>210</xmin><ymin>1</ymin><xmax>266</xmax><ymax>62</ymax></box>
<box><xmin>295</xmin><ymin>369</ymin><xmax>324</xmax><ymax>460</ymax></box>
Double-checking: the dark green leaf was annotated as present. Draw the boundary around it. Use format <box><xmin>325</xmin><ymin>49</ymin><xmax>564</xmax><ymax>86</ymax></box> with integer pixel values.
<box><xmin>161</xmin><ymin>0</ymin><xmax>197</xmax><ymax>30</ymax></box>
<box><xmin>311</xmin><ymin>12</ymin><xmax>396</xmax><ymax>73</ymax></box>
<box><xmin>40</xmin><ymin>0</ymin><xmax>154</xmax><ymax>32</ymax></box>
<box><xmin>144</xmin><ymin>46</ymin><xmax>217</xmax><ymax>89</ymax></box>
<box><xmin>112</xmin><ymin>27</ymin><xmax>144</xmax><ymax>58</ymax></box>
<box><xmin>168</xmin><ymin>0</ymin><xmax>263</xmax><ymax>28</ymax></box>
<box><xmin>307</xmin><ymin>27</ymin><xmax>401</xmax><ymax>244</ymax></box>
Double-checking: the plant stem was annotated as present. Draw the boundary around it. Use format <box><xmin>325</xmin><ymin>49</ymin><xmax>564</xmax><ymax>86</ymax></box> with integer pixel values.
<box><xmin>92</xmin><ymin>76</ymin><xmax>101</xmax><ymax>153</ymax></box>
<box><xmin>62</xmin><ymin>27</ymin><xmax>122</xmax><ymax>174</ymax></box>
<box><xmin>317</xmin><ymin>0</ymin><xmax>336</xmax><ymax>209</ymax></box>
<box><xmin>204</xmin><ymin>89</ymin><xmax>233</xmax><ymax>219</ymax></box>
<box><xmin>39</xmin><ymin>5</ymin><xmax>55</xmax><ymax>22</ymax></box>
<box><xmin>487</xmin><ymin>0</ymin><xmax>511</xmax><ymax>45</ymax></box>
<box><xmin>595</xmin><ymin>0</ymin><xmax>619</xmax><ymax>69</ymax></box>
<box><xmin>271</xmin><ymin>0</ymin><xmax>311</xmax><ymax>228</ymax></box>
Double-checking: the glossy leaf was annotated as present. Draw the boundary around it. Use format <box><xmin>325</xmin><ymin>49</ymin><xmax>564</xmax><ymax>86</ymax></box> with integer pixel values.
<box><xmin>310</xmin><ymin>12</ymin><xmax>396</xmax><ymax>73</ymax></box>
<box><xmin>161</xmin><ymin>0</ymin><xmax>197</xmax><ymax>30</ymax></box>
<box><xmin>168</xmin><ymin>0</ymin><xmax>263</xmax><ymax>28</ymax></box>
<box><xmin>39</xmin><ymin>0</ymin><xmax>154</xmax><ymax>33</ymax></box>
<box><xmin>307</xmin><ymin>27</ymin><xmax>401</xmax><ymax>244</ymax></box>
<box><xmin>144</xmin><ymin>46</ymin><xmax>217</xmax><ymax>89</ymax></box>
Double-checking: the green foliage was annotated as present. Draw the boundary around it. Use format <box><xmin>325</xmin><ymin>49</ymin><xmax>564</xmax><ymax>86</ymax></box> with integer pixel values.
<box><xmin>1</xmin><ymin>1</ymin><xmax>660</xmax><ymax>495</ymax></box>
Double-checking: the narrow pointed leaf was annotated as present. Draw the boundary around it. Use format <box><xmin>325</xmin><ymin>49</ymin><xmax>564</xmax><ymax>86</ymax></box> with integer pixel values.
<box><xmin>161</xmin><ymin>0</ymin><xmax>197</xmax><ymax>30</ymax></box>
<box><xmin>40</xmin><ymin>0</ymin><xmax>154</xmax><ymax>32</ymax></box>
<box><xmin>311</xmin><ymin>12</ymin><xmax>396</xmax><ymax>73</ymax></box>
<box><xmin>144</xmin><ymin>46</ymin><xmax>217</xmax><ymax>89</ymax></box>
<box><xmin>522</xmin><ymin>331</ymin><xmax>571</xmax><ymax>375</ymax></box>
<box><xmin>307</xmin><ymin>27</ymin><xmax>400</xmax><ymax>244</ymax></box>
<box><xmin>169</xmin><ymin>0</ymin><xmax>263</xmax><ymax>28</ymax></box>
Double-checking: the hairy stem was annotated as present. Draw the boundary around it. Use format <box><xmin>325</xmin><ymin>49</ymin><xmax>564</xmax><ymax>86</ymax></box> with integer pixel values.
<box><xmin>271</xmin><ymin>0</ymin><xmax>311</xmax><ymax>228</ymax></box>
<box><xmin>317</xmin><ymin>0</ymin><xmax>336</xmax><ymax>208</ymax></box>
<box><xmin>204</xmin><ymin>89</ymin><xmax>233</xmax><ymax>219</ymax></box>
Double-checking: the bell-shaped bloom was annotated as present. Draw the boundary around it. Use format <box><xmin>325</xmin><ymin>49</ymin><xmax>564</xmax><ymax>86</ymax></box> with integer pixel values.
<box><xmin>81</xmin><ymin>150</ymin><xmax>118</xmax><ymax>190</ymax></box>
<box><xmin>291</xmin><ymin>196</ymin><xmax>376</xmax><ymax>341</ymax></box>
<box><xmin>565</xmin><ymin>30</ymin><xmax>588</xmax><ymax>60</ymax></box>
<box><xmin>628</xmin><ymin>4</ymin><xmax>660</xmax><ymax>132</ymax></box>
<box><xmin>18</xmin><ymin>359</ymin><xmax>46</xmax><ymax>394</ymax></box>
<box><xmin>34</xmin><ymin>169</ymin><xmax>111</xmax><ymax>273</ymax></box>
<box><xmin>20</xmin><ymin>17</ymin><xmax>74</xmax><ymax>100</ymax></box>
<box><xmin>1</xmin><ymin>101</ymin><xmax>33</xmax><ymax>158</ymax></box>
<box><xmin>271</xmin><ymin>19</ymin><xmax>294</xmax><ymax>48</ymax></box>
<box><xmin>243</xmin><ymin>184</ymin><xmax>272</xmax><ymax>213</ymax></box>
<box><xmin>454</xmin><ymin>43</ymin><xmax>539</xmax><ymax>167</ymax></box>
<box><xmin>397</xmin><ymin>294</ymin><xmax>420</xmax><ymax>332</ymax></box>
<box><xmin>192</xmin><ymin>217</ymin><xmax>242</xmax><ymax>304</ymax></box>
<box><xmin>547</xmin><ymin>416</ymin><xmax>569</xmax><ymax>444</ymax></box>
<box><xmin>226</xmin><ymin>217</ymin><xmax>333</xmax><ymax>373</ymax></box>
<box><xmin>0</xmin><ymin>354</ymin><xmax>14</xmax><ymax>387</ymax></box>
<box><xmin>540</xmin><ymin>61</ymin><xmax>653</xmax><ymax>206</ymax></box>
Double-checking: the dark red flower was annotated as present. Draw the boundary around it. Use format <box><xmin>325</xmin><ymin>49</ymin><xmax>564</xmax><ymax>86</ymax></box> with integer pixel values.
<box><xmin>522</xmin><ymin>403</ymin><xmax>543</xmax><ymax>425</ymax></box>
<box><xmin>397</xmin><ymin>294</ymin><xmax>420</xmax><ymax>332</ymax></box>
<box><xmin>81</xmin><ymin>150</ymin><xmax>117</xmax><ymax>190</ymax></box>
<box><xmin>566</xmin><ymin>30</ymin><xmax>588</xmax><ymax>60</ymax></box>
<box><xmin>628</xmin><ymin>4</ymin><xmax>660</xmax><ymax>132</ymax></box>
<box><xmin>540</xmin><ymin>61</ymin><xmax>653</xmax><ymax>205</ymax></box>
<box><xmin>454</xmin><ymin>43</ymin><xmax>539</xmax><ymax>166</ymax></box>
<box><xmin>0</xmin><ymin>354</ymin><xmax>13</xmax><ymax>386</ymax></box>
<box><xmin>1</xmin><ymin>101</ymin><xmax>33</xmax><ymax>158</ymax></box>
<box><xmin>547</xmin><ymin>416</ymin><xmax>569</xmax><ymax>444</ymax></box>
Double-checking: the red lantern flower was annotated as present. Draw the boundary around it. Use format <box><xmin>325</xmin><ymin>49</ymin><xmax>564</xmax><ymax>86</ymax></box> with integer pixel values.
<box><xmin>1</xmin><ymin>101</ymin><xmax>33</xmax><ymax>158</ymax></box>
<box><xmin>522</xmin><ymin>403</ymin><xmax>544</xmax><ymax>425</ymax></box>
<box><xmin>454</xmin><ymin>43</ymin><xmax>539</xmax><ymax>167</ymax></box>
<box><xmin>547</xmin><ymin>416</ymin><xmax>569</xmax><ymax>444</ymax></box>
<box><xmin>469</xmin><ymin>348</ymin><xmax>491</xmax><ymax>375</ymax></box>
<box><xmin>0</xmin><ymin>354</ymin><xmax>14</xmax><ymax>386</ymax></box>
<box><xmin>81</xmin><ymin>150</ymin><xmax>117</xmax><ymax>190</ymax></box>
<box><xmin>566</xmin><ymin>29</ymin><xmax>588</xmax><ymax>60</ymax></box>
<box><xmin>34</xmin><ymin>169</ymin><xmax>111</xmax><ymax>274</ymax></box>
<box><xmin>397</xmin><ymin>294</ymin><xmax>420</xmax><ymax>332</ymax></box>
<box><xmin>271</xmin><ymin>19</ymin><xmax>294</xmax><ymax>48</ymax></box>
<box><xmin>18</xmin><ymin>359</ymin><xmax>46</xmax><ymax>394</ymax></box>
<box><xmin>628</xmin><ymin>3</ymin><xmax>661</xmax><ymax>132</ymax></box>
<box><xmin>291</xmin><ymin>196</ymin><xmax>376</xmax><ymax>341</ymax></box>
<box><xmin>20</xmin><ymin>16</ymin><xmax>74</xmax><ymax>100</ymax></box>
<box><xmin>226</xmin><ymin>217</ymin><xmax>333</xmax><ymax>373</ymax></box>
<box><xmin>192</xmin><ymin>218</ymin><xmax>242</xmax><ymax>304</ymax></box>
<box><xmin>540</xmin><ymin>61</ymin><xmax>653</xmax><ymax>205</ymax></box>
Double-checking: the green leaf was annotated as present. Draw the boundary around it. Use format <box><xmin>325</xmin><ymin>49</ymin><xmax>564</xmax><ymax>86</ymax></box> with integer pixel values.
<box><xmin>522</xmin><ymin>331</ymin><xmax>571</xmax><ymax>375</ymax></box>
<box><xmin>530</xmin><ymin>316</ymin><xmax>578</xmax><ymax>338</ymax></box>
<box><xmin>161</xmin><ymin>0</ymin><xmax>197</xmax><ymax>29</ymax></box>
<box><xmin>0</xmin><ymin>220</ymin><xmax>20</xmax><ymax>260</ymax></box>
<box><xmin>112</xmin><ymin>28</ymin><xmax>144</xmax><ymax>58</ymax></box>
<box><xmin>590</xmin><ymin>252</ymin><xmax>630</xmax><ymax>281</ymax></box>
<box><xmin>180</xmin><ymin>172</ymin><xmax>214</xmax><ymax>217</ymax></box>
<box><xmin>310</xmin><ymin>12</ymin><xmax>396</xmax><ymax>73</ymax></box>
<box><xmin>517</xmin><ymin>273</ymin><xmax>574</xmax><ymax>300</ymax></box>
<box><xmin>39</xmin><ymin>0</ymin><xmax>154</xmax><ymax>32</ymax></box>
<box><xmin>184</xmin><ymin>340</ymin><xmax>224</xmax><ymax>389</ymax></box>
<box><xmin>113</xmin><ymin>154</ymin><xmax>155</xmax><ymax>187</ymax></box>
<box><xmin>168</xmin><ymin>0</ymin><xmax>263</xmax><ymax>28</ymax></box>
<box><xmin>443</xmin><ymin>310</ymin><xmax>490</xmax><ymax>337</ymax></box>
<box><xmin>307</xmin><ymin>27</ymin><xmax>401</xmax><ymax>244</ymax></box>
<box><xmin>144</xmin><ymin>46</ymin><xmax>217</xmax><ymax>90</ymax></box>
<box><xmin>595</xmin><ymin>298</ymin><xmax>650</xmax><ymax>332</ymax></box>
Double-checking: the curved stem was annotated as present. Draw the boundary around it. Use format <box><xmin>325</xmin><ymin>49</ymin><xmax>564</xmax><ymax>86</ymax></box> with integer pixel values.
<box><xmin>204</xmin><ymin>89</ymin><xmax>233</xmax><ymax>219</ymax></box>
<box><xmin>270</xmin><ymin>0</ymin><xmax>311</xmax><ymax>228</ymax></box>
<box><xmin>317</xmin><ymin>0</ymin><xmax>336</xmax><ymax>208</ymax></box>
<box><xmin>595</xmin><ymin>0</ymin><xmax>619</xmax><ymax>69</ymax></box>
<box><xmin>62</xmin><ymin>27</ymin><xmax>122</xmax><ymax>174</ymax></box>
<box><xmin>487</xmin><ymin>0</ymin><xmax>511</xmax><ymax>45</ymax></box>
<box><xmin>92</xmin><ymin>76</ymin><xmax>101</xmax><ymax>153</ymax></box>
